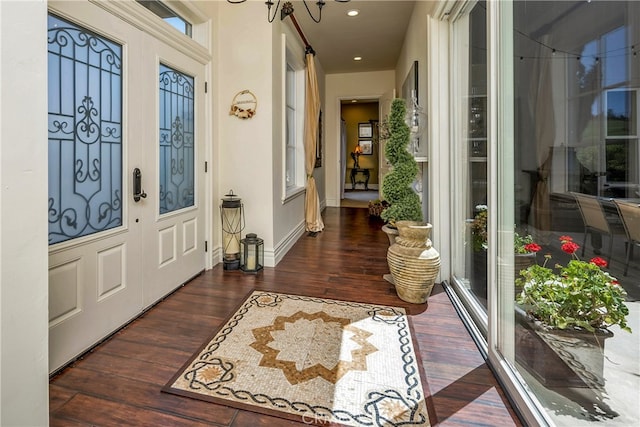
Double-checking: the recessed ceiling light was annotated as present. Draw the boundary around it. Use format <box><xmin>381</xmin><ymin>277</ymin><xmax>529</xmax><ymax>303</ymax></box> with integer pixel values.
<box><xmin>351</xmin><ymin>100</ymin><xmax>357</xmax><ymax>103</ymax></box>
<box><xmin>353</xmin><ymin>56</ymin><xmax>362</xmax><ymax>61</ymax></box>
<box><xmin>347</xmin><ymin>9</ymin><xmax>359</xmax><ymax>17</ymax></box>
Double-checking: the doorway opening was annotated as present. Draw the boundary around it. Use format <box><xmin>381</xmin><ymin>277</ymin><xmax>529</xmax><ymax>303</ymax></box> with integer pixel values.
<box><xmin>340</xmin><ymin>100</ymin><xmax>380</xmax><ymax>208</ymax></box>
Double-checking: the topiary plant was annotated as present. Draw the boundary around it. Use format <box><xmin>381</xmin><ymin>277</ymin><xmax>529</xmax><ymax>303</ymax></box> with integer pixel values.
<box><xmin>380</xmin><ymin>98</ymin><xmax>423</xmax><ymax>224</ymax></box>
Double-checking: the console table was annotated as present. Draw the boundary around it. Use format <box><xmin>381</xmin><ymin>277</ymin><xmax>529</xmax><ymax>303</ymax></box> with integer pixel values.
<box><xmin>350</xmin><ymin>168</ymin><xmax>370</xmax><ymax>190</ymax></box>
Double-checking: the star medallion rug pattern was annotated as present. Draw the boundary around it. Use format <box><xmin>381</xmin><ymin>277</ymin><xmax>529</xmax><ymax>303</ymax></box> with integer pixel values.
<box><xmin>163</xmin><ymin>291</ymin><xmax>431</xmax><ymax>426</ymax></box>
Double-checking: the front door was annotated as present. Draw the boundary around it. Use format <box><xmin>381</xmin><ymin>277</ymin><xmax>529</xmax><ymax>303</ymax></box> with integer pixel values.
<box><xmin>47</xmin><ymin>1</ymin><xmax>206</xmax><ymax>373</ymax></box>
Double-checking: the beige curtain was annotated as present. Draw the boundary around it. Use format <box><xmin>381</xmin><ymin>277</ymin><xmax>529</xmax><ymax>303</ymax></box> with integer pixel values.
<box><xmin>529</xmin><ymin>40</ymin><xmax>555</xmax><ymax>242</ymax></box>
<box><xmin>304</xmin><ymin>52</ymin><xmax>324</xmax><ymax>232</ymax></box>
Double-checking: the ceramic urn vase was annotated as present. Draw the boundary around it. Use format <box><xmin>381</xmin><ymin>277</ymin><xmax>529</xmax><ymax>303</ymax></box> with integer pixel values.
<box><xmin>387</xmin><ymin>221</ymin><xmax>441</xmax><ymax>304</ymax></box>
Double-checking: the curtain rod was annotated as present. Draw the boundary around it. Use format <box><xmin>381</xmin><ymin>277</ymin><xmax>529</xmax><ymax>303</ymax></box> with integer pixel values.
<box><xmin>287</xmin><ymin>12</ymin><xmax>315</xmax><ymax>56</ymax></box>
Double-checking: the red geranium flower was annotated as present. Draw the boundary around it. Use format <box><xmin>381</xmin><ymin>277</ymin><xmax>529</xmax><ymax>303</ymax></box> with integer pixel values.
<box><xmin>561</xmin><ymin>241</ymin><xmax>580</xmax><ymax>255</ymax></box>
<box><xmin>590</xmin><ymin>257</ymin><xmax>608</xmax><ymax>268</ymax></box>
<box><xmin>559</xmin><ymin>235</ymin><xmax>574</xmax><ymax>242</ymax></box>
<box><xmin>524</xmin><ymin>243</ymin><xmax>542</xmax><ymax>253</ymax></box>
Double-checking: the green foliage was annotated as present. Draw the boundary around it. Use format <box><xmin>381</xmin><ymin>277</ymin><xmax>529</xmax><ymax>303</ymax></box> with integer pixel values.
<box><xmin>380</xmin><ymin>99</ymin><xmax>423</xmax><ymax>224</ymax></box>
<box><xmin>514</xmin><ymin>231</ymin><xmax>541</xmax><ymax>254</ymax></box>
<box><xmin>470</xmin><ymin>207</ymin><xmax>488</xmax><ymax>252</ymax></box>
<box><xmin>516</xmin><ymin>250</ymin><xmax>631</xmax><ymax>333</ymax></box>
<box><xmin>514</xmin><ymin>232</ymin><xmax>533</xmax><ymax>253</ymax></box>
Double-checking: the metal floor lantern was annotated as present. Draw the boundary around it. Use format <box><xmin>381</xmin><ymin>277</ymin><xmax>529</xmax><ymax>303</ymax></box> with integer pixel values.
<box><xmin>220</xmin><ymin>190</ymin><xmax>245</xmax><ymax>270</ymax></box>
<box><xmin>240</xmin><ymin>233</ymin><xmax>264</xmax><ymax>273</ymax></box>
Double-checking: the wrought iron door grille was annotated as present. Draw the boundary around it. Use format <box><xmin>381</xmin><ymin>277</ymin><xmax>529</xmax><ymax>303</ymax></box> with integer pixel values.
<box><xmin>47</xmin><ymin>14</ymin><xmax>123</xmax><ymax>245</ymax></box>
<box><xmin>159</xmin><ymin>64</ymin><xmax>195</xmax><ymax>214</ymax></box>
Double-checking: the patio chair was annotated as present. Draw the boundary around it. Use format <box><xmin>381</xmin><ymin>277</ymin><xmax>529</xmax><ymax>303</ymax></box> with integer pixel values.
<box><xmin>613</xmin><ymin>200</ymin><xmax>640</xmax><ymax>276</ymax></box>
<box><xmin>571</xmin><ymin>192</ymin><xmax>623</xmax><ymax>265</ymax></box>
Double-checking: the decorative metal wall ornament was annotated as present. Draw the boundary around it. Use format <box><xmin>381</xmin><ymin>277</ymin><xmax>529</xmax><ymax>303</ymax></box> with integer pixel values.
<box><xmin>226</xmin><ymin>0</ymin><xmax>351</xmax><ymax>24</ymax></box>
<box><xmin>229</xmin><ymin>90</ymin><xmax>257</xmax><ymax>119</ymax></box>
<box><xmin>47</xmin><ymin>14</ymin><xmax>123</xmax><ymax>244</ymax></box>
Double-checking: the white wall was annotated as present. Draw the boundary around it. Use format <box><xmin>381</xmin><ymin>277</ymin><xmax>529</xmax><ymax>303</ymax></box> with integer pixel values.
<box><xmin>325</xmin><ymin>70</ymin><xmax>395</xmax><ymax>207</ymax></box>
<box><xmin>213</xmin><ymin>2</ymin><xmax>315</xmax><ymax>266</ymax></box>
<box><xmin>215</xmin><ymin>2</ymin><xmax>278</xmax><ymax>265</ymax></box>
<box><xmin>0</xmin><ymin>1</ymin><xmax>50</xmax><ymax>425</ymax></box>
<box><xmin>270</xmin><ymin>19</ymin><xmax>306</xmax><ymax>263</ymax></box>
<box><xmin>394</xmin><ymin>4</ymin><xmax>450</xmax><ymax>281</ymax></box>
<box><xmin>396</xmin><ymin>1</ymin><xmax>430</xmax><ymax>225</ymax></box>
<box><xmin>396</xmin><ymin>2</ymin><xmax>429</xmax><ymax>109</ymax></box>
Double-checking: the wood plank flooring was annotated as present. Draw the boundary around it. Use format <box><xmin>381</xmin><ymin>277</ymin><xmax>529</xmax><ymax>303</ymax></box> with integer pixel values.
<box><xmin>50</xmin><ymin>207</ymin><xmax>522</xmax><ymax>426</ymax></box>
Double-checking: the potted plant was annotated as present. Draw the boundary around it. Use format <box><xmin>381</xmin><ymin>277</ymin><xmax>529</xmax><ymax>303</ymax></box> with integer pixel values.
<box><xmin>470</xmin><ymin>205</ymin><xmax>488</xmax><ymax>252</ymax></box>
<box><xmin>380</xmin><ymin>99</ymin><xmax>422</xmax><ymax>245</ymax></box>
<box><xmin>513</xmin><ymin>231</ymin><xmax>541</xmax><ymax>293</ymax></box>
<box><xmin>515</xmin><ymin>235</ymin><xmax>631</xmax><ymax>388</ymax></box>
<box><xmin>368</xmin><ymin>199</ymin><xmax>389</xmax><ymax>218</ymax></box>
<box><xmin>516</xmin><ymin>235</ymin><xmax>630</xmax><ymax>332</ymax></box>
<box><xmin>469</xmin><ymin>207</ymin><xmax>542</xmax><ymax>296</ymax></box>
<box><xmin>380</xmin><ymin>99</ymin><xmax>439</xmax><ymax>304</ymax></box>
<box><xmin>380</xmin><ymin>99</ymin><xmax>423</xmax><ymax>227</ymax></box>
<box><xmin>469</xmin><ymin>205</ymin><xmax>488</xmax><ymax>297</ymax></box>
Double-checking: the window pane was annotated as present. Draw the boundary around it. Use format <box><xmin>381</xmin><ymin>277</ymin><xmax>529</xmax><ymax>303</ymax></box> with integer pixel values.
<box><xmin>463</xmin><ymin>2</ymin><xmax>489</xmax><ymax>307</ymax></box>
<box><xmin>607</xmin><ymin>90</ymin><xmax>637</xmax><ymax>136</ymax></box>
<box><xmin>159</xmin><ymin>64</ymin><xmax>195</xmax><ymax>214</ymax></box>
<box><xmin>286</xmin><ymin>104</ymin><xmax>296</xmax><ymax>189</ymax></box>
<box><xmin>286</xmin><ymin>64</ymin><xmax>295</xmax><ymax>107</ymax></box>
<box><xmin>603</xmin><ymin>27</ymin><xmax>627</xmax><ymax>87</ymax></box>
<box><xmin>284</xmin><ymin>59</ymin><xmax>297</xmax><ymax>192</ymax></box>
<box><xmin>136</xmin><ymin>0</ymin><xmax>192</xmax><ymax>37</ymax></box>
<box><xmin>47</xmin><ymin>14</ymin><xmax>123</xmax><ymax>244</ymax></box>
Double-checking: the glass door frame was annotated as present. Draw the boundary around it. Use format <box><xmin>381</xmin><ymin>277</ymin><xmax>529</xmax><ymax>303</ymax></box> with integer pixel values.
<box><xmin>485</xmin><ymin>1</ymin><xmax>553</xmax><ymax>425</ymax></box>
<box><xmin>448</xmin><ymin>0</ymin><xmax>490</xmax><ymax>348</ymax></box>
<box><xmin>448</xmin><ymin>1</ymin><xmax>555</xmax><ymax>425</ymax></box>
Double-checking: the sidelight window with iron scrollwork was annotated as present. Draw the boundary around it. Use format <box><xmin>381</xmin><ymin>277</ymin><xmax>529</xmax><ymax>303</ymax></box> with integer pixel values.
<box><xmin>47</xmin><ymin>14</ymin><xmax>123</xmax><ymax>245</ymax></box>
<box><xmin>159</xmin><ymin>64</ymin><xmax>195</xmax><ymax>214</ymax></box>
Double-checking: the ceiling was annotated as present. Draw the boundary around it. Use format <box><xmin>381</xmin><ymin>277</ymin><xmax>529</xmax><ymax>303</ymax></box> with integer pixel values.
<box><xmin>287</xmin><ymin>0</ymin><xmax>431</xmax><ymax>74</ymax></box>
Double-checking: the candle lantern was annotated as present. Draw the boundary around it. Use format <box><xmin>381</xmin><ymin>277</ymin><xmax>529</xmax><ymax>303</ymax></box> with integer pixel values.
<box><xmin>240</xmin><ymin>233</ymin><xmax>264</xmax><ymax>273</ymax></box>
<box><xmin>220</xmin><ymin>190</ymin><xmax>245</xmax><ymax>270</ymax></box>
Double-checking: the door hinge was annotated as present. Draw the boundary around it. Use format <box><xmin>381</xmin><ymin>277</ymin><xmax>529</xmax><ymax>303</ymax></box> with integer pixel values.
<box><xmin>205</xmin><ymin>161</ymin><xmax>208</xmax><ymax>173</ymax></box>
<box><xmin>205</xmin><ymin>240</ymin><xmax>208</xmax><ymax>252</ymax></box>
<box><xmin>205</xmin><ymin>81</ymin><xmax>208</xmax><ymax>93</ymax></box>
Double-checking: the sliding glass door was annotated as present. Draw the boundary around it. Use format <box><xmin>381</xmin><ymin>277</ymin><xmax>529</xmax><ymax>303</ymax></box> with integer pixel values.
<box><xmin>451</xmin><ymin>1</ymin><xmax>640</xmax><ymax>424</ymax></box>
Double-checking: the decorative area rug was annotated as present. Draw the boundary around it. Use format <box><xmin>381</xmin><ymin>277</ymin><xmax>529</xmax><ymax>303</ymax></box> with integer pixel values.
<box><xmin>163</xmin><ymin>291</ymin><xmax>431</xmax><ymax>426</ymax></box>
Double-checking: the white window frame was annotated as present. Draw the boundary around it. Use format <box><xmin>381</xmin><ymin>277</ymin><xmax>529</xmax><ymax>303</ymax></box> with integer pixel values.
<box><xmin>281</xmin><ymin>34</ymin><xmax>306</xmax><ymax>202</ymax></box>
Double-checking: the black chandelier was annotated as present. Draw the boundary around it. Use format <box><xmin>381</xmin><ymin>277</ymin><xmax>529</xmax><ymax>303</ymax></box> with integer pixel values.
<box><xmin>227</xmin><ymin>0</ymin><xmax>351</xmax><ymax>23</ymax></box>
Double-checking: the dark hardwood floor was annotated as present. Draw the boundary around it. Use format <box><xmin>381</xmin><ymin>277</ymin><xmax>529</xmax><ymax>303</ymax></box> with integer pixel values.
<box><xmin>50</xmin><ymin>207</ymin><xmax>522</xmax><ymax>426</ymax></box>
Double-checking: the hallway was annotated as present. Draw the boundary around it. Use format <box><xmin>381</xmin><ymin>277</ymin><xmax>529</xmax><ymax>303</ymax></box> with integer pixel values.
<box><xmin>49</xmin><ymin>207</ymin><xmax>521</xmax><ymax>426</ymax></box>
<box><xmin>340</xmin><ymin>189</ymin><xmax>380</xmax><ymax>208</ymax></box>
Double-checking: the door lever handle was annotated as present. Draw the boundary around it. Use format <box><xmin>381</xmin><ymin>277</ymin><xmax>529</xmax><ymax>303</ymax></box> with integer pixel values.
<box><xmin>133</xmin><ymin>168</ymin><xmax>147</xmax><ymax>202</ymax></box>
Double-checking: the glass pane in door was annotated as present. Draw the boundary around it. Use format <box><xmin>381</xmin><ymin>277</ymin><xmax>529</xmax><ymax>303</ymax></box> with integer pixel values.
<box><xmin>47</xmin><ymin>14</ymin><xmax>123</xmax><ymax>244</ymax></box>
<box><xmin>159</xmin><ymin>64</ymin><xmax>195</xmax><ymax>214</ymax></box>
<box><xmin>507</xmin><ymin>1</ymin><xmax>640</xmax><ymax>424</ymax></box>
<box><xmin>465</xmin><ymin>2</ymin><xmax>489</xmax><ymax>307</ymax></box>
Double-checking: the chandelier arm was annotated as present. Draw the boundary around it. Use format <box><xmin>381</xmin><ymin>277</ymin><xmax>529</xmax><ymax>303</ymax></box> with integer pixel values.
<box><xmin>267</xmin><ymin>0</ymin><xmax>281</xmax><ymax>23</ymax></box>
<box><xmin>228</xmin><ymin>0</ymin><xmax>349</xmax><ymax>23</ymax></box>
<box><xmin>302</xmin><ymin>0</ymin><xmax>324</xmax><ymax>24</ymax></box>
